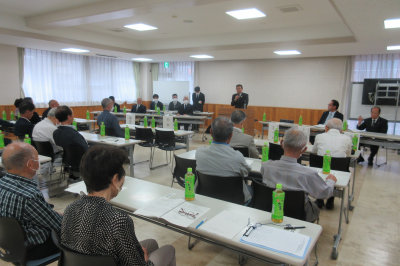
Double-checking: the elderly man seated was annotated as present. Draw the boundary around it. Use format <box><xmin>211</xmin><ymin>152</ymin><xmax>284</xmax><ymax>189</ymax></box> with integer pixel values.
<box><xmin>33</xmin><ymin>107</ymin><xmax>62</xmax><ymax>153</ymax></box>
<box><xmin>229</xmin><ymin>110</ymin><xmax>259</xmax><ymax>159</ymax></box>
<box><xmin>0</xmin><ymin>142</ymin><xmax>62</xmax><ymax>260</ymax></box>
<box><xmin>312</xmin><ymin>118</ymin><xmax>352</xmax><ymax>209</ymax></box>
<box><xmin>261</xmin><ymin>128</ymin><xmax>337</xmax><ymax>222</ymax></box>
<box><xmin>196</xmin><ymin>117</ymin><xmax>252</xmax><ymax>205</ymax></box>
<box><xmin>97</xmin><ymin>98</ymin><xmax>124</xmax><ymax>138</ymax></box>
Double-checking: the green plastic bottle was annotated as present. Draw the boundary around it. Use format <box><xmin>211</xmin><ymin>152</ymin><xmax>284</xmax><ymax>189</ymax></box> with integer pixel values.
<box><xmin>144</xmin><ymin>116</ymin><xmax>148</xmax><ymax>128</ymax></box>
<box><xmin>0</xmin><ymin>130</ymin><xmax>4</xmax><ymax>150</ymax></box>
<box><xmin>123</xmin><ymin>106</ymin><xmax>126</xmax><ymax>114</ymax></box>
<box><xmin>323</xmin><ymin>150</ymin><xmax>331</xmax><ymax>174</ymax></box>
<box><xmin>2</xmin><ymin>111</ymin><xmax>6</xmax><ymax>121</ymax></box>
<box><xmin>273</xmin><ymin>128</ymin><xmax>279</xmax><ymax>143</ymax></box>
<box><xmin>343</xmin><ymin>120</ymin><xmax>347</xmax><ymax>131</ymax></box>
<box><xmin>151</xmin><ymin>117</ymin><xmax>155</xmax><ymax>128</ymax></box>
<box><xmin>100</xmin><ymin>122</ymin><xmax>105</xmax><ymax>136</ymax></box>
<box><xmin>114</xmin><ymin>105</ymin><xmax>117</xmax><ymax>113</ymax></box>
<box><xmin>24</xmin><ymin>134</ymin><xmax>31</xmax><ymax>145</ymax></box>
<box><xmin>185</xmin><ymin>168</ymin><xmax>195</xmax><ymax>201</ymax></box>
<box><xmin>125</xmin><ymin>125</ymin><xmax>130</xmax><ymax>140</ymax></box>
<box><xmin>157</xmin><ymin>108</ymin><xmax>161</xmax><ymax>115</ymax></box>
<box><xmin>72</xmin><ymin>119</ymin><xmax>77</xmax><ymax>131</ymax></box>
<box><xmin>86</xmin><ymin>110</ymin><xmax>90</xmax><ymax>120</ymax></box>
<box><xmin>242</xmin><ymin>127</ymin><xmax>245</xmax><ymax>133</ymax></box>
<box><xmin>174</xmin><ymin>119</ymin><xmax>178</xmax><ymax>131</ymax></box>
<box><xmin>10</xmin><ymin>112</ymin><xmax>14</xmax><ymax>120</ymax></box>
<box><xmin>263</xmin><ymin>113</ymin><xmax>266</xmax><ymax>122</ymax></box>
<box><xmin>271</xmin><ymin>183</ymin><xmax>285</xmax><ymax>223</ymax></box>
<box><xmin>261</xmin><ymin>142</ymin><xmax>269</xmax><ymax>162</ymax></box>
<box><xmin>163</xmin><ymin>105</ymin><xmax>165</xmax><ymax>112</ymax></box>
<box><xmin>299</xmin><ymin>115</ymin><xmax>303</xmax><ymax>126</ymax></box>
<box><xmin>209</xmin><ymin>137</ymin><xmax>213</xmax><ymax>145</ymax></box>
<box><xmin>17</xmin><ymin>113</ymin><xmax>20</xmax><ymax>119</ymax></box>
<box><xmin>352</xmin><ymin>134</ymin><xmax>358</xmax><ymax>151</ymax></box>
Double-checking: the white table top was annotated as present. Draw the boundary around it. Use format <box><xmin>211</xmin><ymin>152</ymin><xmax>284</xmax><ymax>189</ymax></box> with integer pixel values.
<box><xmin>120</xmin><ymin>124</ymin><xmax>193</xmax><ymax>137</ymax></box>
<box><xmin>91</xmin><ymin>111</ymin><xmax>207</xmax><ymax>120</ymax></box>
<box><xmin>5</xmin><ymin>120</ymin><xmax>16</xmax><ymax>124</ymax></box>
<box><xmin>79</xmin><ymin>132</ymin><xmax>142</xmax><ymax>147</ymax></box>
<box><xmin>74</xmin><ymin>118</ymin><xmax>97</xmax><ymax>123</ymax></box>
<box><xmin>0</xmin><ymin>155</ymin><xmax>51</xmax><ymax>167</ymax></box>
<box><xmin>193</xmin><ymin>112</ymin><xmax>214</xmax><ymax>116</ymax></box>
<box><xmin>66</xmin><ymin>177</ymin><xmax>321</xmax><ymax>266</ymax></box>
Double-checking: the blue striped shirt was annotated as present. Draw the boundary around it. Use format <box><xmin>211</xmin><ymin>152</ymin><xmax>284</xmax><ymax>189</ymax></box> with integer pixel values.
<box><xmin>0</xmin><ymin>173</ymin><xmax>62</xmax><ymax>245</ymax></box>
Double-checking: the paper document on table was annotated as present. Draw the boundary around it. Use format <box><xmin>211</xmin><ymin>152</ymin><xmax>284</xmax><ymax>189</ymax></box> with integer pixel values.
<box><xmin>134</xmin><ymin>197</ymin><xmax>185</xmax><ymax>218</ymax></box>
<box><xmin>199</xmin><ymin>210</ymin><xmax>249</xmax><ymax>239</ymax></box>
<box><xmin>161</xmin><ymin>202</ymin><xmax>210</xmax><ymax>227</ymax></box>
<box><xmin>245</xmin><ymin>159</ymin><xmax>253</xmax><ymax>166</ymax></box>
<box><xmin>240</xmin><ymin>226</ymin><xmax>311</xmax><ymax>258</ymax></box>
<box><xmin>267</xmin><ymin>122</ymin><xmax>279</xmax><ymax>141</ymax></box>
<box><xmin>126</xmin><ymin>113</ymin><xmax>136</xmax><ymax>125</ymax></box>
<box><xmin>314</xmin><ymin>124</ymin><xmax>325</xmax><ymax>128</ymax></box>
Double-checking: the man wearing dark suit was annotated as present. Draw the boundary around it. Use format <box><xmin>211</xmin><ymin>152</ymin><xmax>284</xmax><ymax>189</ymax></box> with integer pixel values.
<box><xmin>169</xmin><ymin>94</ymin><xmax>182</xmax><ymax>111</ymax></box>
<box><xmin>192</xmin><ymin>86</ymin><xmax>205</xmax><ymax>112</ymax></box>
<box><xmin>109</xmin><ymin>96</ymin><xmax>120</xmax><ymax>113</ymax></box>
<box><xmin>177</xmin><ymin>96</ymin><xmax>194</xmax><ymax>130</ymax></box>
<box><xmin>130</xmin><ymin>97</ymin><xmax>146</xmax><ymax>113</ymax></box>
<box><xmin>149</xmin><ymin>94</ymin><xmax>164</xmax><ymax>110</ymax></box>
<box><xmin>22</xmin><ymin>97</ymin><xmax>41</xmax><ymax>124</ymax></box>
<box><xmin>97</xmin><ymin>98</ymin><xmax>124</xmax><ymax>138</ymax></box>
<box><xmin>14</xmin><ymin>101</ymin><xmax>36</xmax><ymax>138</ymax></box>
<box><xmin>42</xmin><ymin>100</ymin><xmax>59</xmax><ymax>119</ymax></box>
<box><xmin>357</xmin><ymin>106</ymin><xmax>388</xmax><ymax>166</ymax></box>
<box><xmin>317</xmin><ymin>100</ymin><xmax>344</xmax><ymax>125</ymax></box>
<box><xmin>231</xmin><ymin>84</ymin><xmax>249</xmax><ymax>109</ymax></box>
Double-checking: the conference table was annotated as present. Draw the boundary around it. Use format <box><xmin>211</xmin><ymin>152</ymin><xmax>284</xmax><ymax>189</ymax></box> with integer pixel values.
<box><xmin>176</xmin><ymin>150</ymin><xmax>351</xmax><ymax>260</ymax></box>
<box><xmin>74</xmin><ymin>118</ymin><xmax>97</xmax><ymax>133</ymax></box>
<box><xmin>79</xmin><ymin>132</ymin><xmax>142</xmax><ymax>177</ymax></box>
<box><xmin>65</xmin><ymin>177</ymin><xmax>322</xmax><ymax>266</ymax></box>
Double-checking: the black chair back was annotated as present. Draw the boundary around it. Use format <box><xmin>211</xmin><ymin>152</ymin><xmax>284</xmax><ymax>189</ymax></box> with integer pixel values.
<box><xmin>173</xmin><ymin>155</ymin><xmax>197</xmax><ymax>188</ymax></box>
<box><xmin>17</xmin><ymin>136</ymin><xmax>36</xmax><ymax>149</ymax></box>
<box><xmin>309</xmin><ymin>154</ymin><xmax>351</xmax><ymax>172</ymax></box>
<box><xmin>155</xmin><ymin>130</ymin><xmax>175</xmax><ymax>148</ymax></box>
<box><xmin>63</xmin><ymin>145</ymin><xmax>86</xmax><ymax>172</ymax></box>
<box><xmin>251</xmin><ymin>180</ymin><xmax>306</xmax><ymax>221</ymax></box>
<box><xmin>232</xmin><ymin>147</ymin><xmax>249</xmax><ymax>157</ymax></box>
<box><xmin>105</xmin><ymin>127</ymin><xmax>117</xmax><ymax>137</ymax></box>
<box><xmin>51</xmin><ymin>231</ymin><xmax>117</xmax><ymax>266</ymax></box>
<box><xmin>35</xmin><ymin>141</ymin><xmax>55</xmax><ymax>162</ymax></box>
<box><xmin>135</xmin><ymin>127</ymin><xmax>154</xmax><ymax>147</ymax></box>
<box><xmin>269</xmin><ymin>143</ymin><xmax>284</xmax><ymax>161</ymax></box>
<box><xmin>279</xmin><ymin>119</ymin><xmax>294</xmax><ymax>124</ymax></box>
<box><xmin>196</xmin><ymin>171</ymin><xmax>244</xmax><ymax>205</ymax></box>
<box><xmin>0</xmin><ymin>217</ymin><xmax>28</xmax><ymax>265</ymax></box>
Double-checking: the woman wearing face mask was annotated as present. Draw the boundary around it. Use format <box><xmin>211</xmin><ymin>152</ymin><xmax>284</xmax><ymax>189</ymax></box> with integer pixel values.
<box><xmin>150</xmin><ymin>94</ymin><xmax>164</xmax><ymax>111</ymax></box>
<box><xmin>61</xmin><ymin>146</ymin><xmax>176</xmax><ymax>266</ymax></box>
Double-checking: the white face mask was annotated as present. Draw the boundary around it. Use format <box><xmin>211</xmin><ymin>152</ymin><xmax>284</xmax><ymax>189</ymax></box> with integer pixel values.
<box><xmin>183</xmin><ymin>100</ymin><xmax>189</xmax><ymax>104</ymax></box>
<box><xmin>153</xmin><ymin>99</ymin><xmax>158</xmax><ymax>103</ymax></box>
<box><xmin>173</xmin><ymin>98</ymin><xmax>178</xmax><ymax>103</ymax></box>
<box><xmin>27</xmin><ymin>159</ymin><xmax>40</xmax><ymax>176</ymax></box>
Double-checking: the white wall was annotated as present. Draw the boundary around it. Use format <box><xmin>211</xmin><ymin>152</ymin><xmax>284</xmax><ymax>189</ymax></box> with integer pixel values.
<box><xmin>197</xmin><ymin>57</ymin><xmax>348</xmax><ymax>109</ymax></box>
<box><xmin>0</xmin><ymin>44</ymin><xmax>19</xmax><ymax>105</ymax></box>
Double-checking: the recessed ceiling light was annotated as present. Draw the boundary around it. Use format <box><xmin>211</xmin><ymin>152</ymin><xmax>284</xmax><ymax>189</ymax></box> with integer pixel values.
<box><xmin>190</xmin><ymin>55</ymin><xmax>214</xmax><ymax>59</ymax></box>
<box><xmin>384</xmin><ymin>18</ymin><xmax>400</xmax><ymax>29</ymax></box>
<box><xmin>61</xmin><ymin>48</ymin><xmax>90</xmax><ymax>53</ymax></box>
<box><xmin>132</xmin><ymin>58</ymin><xmax>153</xmax><ymax>61</ymax></box>
<box><xmin>274</xmin><ymin>50</ymin><xmax>301</xmax><ymax>55</ymax></box>
<box><xmin>124</xmin><ymin>23</ymin><xmax>157</xmax><ymax>31</ymax></box>
<box><xmin>226</xmin><ymin>8</ymin><xmax>266</xmax><ymax>20</ymax></box>
<box><xmin>387</xmin><ymin>45</ymin><xmax>400</xmax><ymax>50</ymax></box>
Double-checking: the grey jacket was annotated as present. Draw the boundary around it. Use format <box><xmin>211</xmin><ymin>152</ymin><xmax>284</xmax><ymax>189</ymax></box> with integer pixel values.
<box><xmin>229</xmin><ymin>127</ymin><xmax>259</xmax><ymax>159</ymax></box>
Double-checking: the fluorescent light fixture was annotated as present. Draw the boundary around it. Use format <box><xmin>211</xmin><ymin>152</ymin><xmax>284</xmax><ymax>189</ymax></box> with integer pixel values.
<box><xmin>274</xmin><ymin>50</ymin><xmax>301</xmax><ymax>55</ymax></box>
<box><xmin>124</xmin><ymin>23</ymin><xmax>157</xmax><ymax>31</ymax></box>
<box><xmin>132</xmin><ymin>58</ymin><xmax>153</xmax><ymax>61</ymax></box>
<box><xmin>61</xmin><ymin>48</ymin><xmax>90</xmax><ymax>53</ymax></box>
<box><xmin>384</xmin><ymin>18</ymin><xmax>400</xmax><ymax>29</ymax></box>
<box><xmin>387</xmin><ymin>45</ymin><xmax>400</xmax><ymax>50</ymax></box>
<box><xmin>190</xmin><ymin>55</ymin><xmax>214</xmax><ymax>59</ymax></box>
<box><xmin>226</xmin><ymin>8</ymin><xmax>266</xmax><ymax>20</ymax></box>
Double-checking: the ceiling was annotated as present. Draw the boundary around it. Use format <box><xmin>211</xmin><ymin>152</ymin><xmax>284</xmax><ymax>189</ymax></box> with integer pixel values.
<box><xmin>0</xmin><ymin>0</ymin><xmax>399</xmax><ymax>62</ymax></box>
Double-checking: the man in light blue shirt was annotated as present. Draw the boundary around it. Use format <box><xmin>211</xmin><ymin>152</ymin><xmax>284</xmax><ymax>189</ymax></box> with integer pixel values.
<box><xmin>97</xmin><ymin>98</ymin><xmax>124</xmax><ymax>138</ymax></box>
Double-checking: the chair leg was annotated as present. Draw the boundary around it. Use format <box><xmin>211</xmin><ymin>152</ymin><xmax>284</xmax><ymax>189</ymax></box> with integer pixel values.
<box><xmin>149</xmin><ymin>147</ymin><xmax>170</xmax><ymax>170</ymax></box>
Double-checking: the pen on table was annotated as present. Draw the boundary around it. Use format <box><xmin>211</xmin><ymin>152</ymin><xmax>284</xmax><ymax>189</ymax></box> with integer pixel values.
<box><xmin>284</xmin><ymin>226</ymin><xmax>306</xmax><ymax>230</ymax></box>
<box><xmin>114</xmin><ymin>139</ymin><xmax>119</xmax><ymax>142</ymax></box>
<box><xmin>195</xmin><ymin>218</ymin><xmax>207</xmax><ymax>229</ymax></box>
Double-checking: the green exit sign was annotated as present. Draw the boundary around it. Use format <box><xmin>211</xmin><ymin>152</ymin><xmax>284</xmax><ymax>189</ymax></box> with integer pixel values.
<box><xmin>164</xmin><ymin>62</ymin><xmax>169</xmax><ymax>68</ymax></box>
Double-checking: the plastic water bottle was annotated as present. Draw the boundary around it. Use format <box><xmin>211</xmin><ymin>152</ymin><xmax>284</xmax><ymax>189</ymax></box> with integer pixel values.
<box><xmin>271</xmin><ymin>183</ymin><xmax>285</xmax><ymax>223</ymax></box>
<box><xmin>10</xmin><ymin>112</ymin><xmax>14</xmax><ymax>120</ymax></box>
<box><xmin>185</xmin><ymin>168</ymin><xmax>195</xmax><ymax>201</ymax></box>
<box><xmin>299</xmin><ymin>115</ymin><xmax>303</xmax><ymax>126</ymax></box>
<box><xmin>18</xmin><ymin>113</ymin><xmax>20</xmax><ymax>119</ymax></box>
<box><xmin>163</xmin><ymin>105</ymin><xmax>165</xmax><ymax>112</ymax></box>
<box><xmin>2</xmin><ymin>111</ymin><xmax>6</xmax><ymax>121</ymax></box>
<box><xmin>157</xmin><ymin>108</ymin><xmax>161</xmax><ymax>115</ymax></box>
<box><xmin>352</xmin><ymin>134</ymin><xmax>358</xmax><ymax>151</ymax></box>
<box><xmin>261</xmin><ymin>142</ymin><xmax>269</xmax><ymax>162</ymax></box>
<box><xmin>24</xmin><ymin>134</ymin><xmax>31</xmax><ymax>145</ymax></box>
<box><xmin>209</xmin><ymin>137</ymin><xmax>213</xmax><ymax>145</ymax></box>
<box><xmin>123</xmin><ymin>106</ymin><xmax>126</xmax><ymax>114</ymax></box>
<box><xmin>323</xmin><ymin>150</ymin><xmax>331</xmax><ymax>174</ymax></box>
<box><xmin>174</xmin><ymin>119</ymin><xmax>178</xmax><ymax>131</ymax></box>
<box><xmin>151</xmin><ymin>117</ymin><xmax>155</xmax><ymax>128</ymax></box>
<box><xmin>343</xmin><ymin>120</ymin><xmax>347</xmax><ymax>131</ymax></box>
<box><xmin>144</xmin><ymin>116</ymin><xmax>148</xmax><ymax>128</ymax></box>
<box><xmin>100</xmin><ymin>122</ymin><xmax>105</xmax><ymax>136</ymax></box>
<box><xmin>125</xmin><ymin>125</ymin><xmax>130</xmax><ymax>140</ymax></box>
<box><xmin>0</xmin><ymin>130</ymin><xmax>4</xmax><ymax>150</ymax></box>
<box><xmin>273</xmin><ymin>128</ymin><xmax>279</xmax><ymax>143</ymax></box>
<box><xmin>72</xmin><ymin>119</ymin><xmax>77</xmax><ymax>131</ymax></box>
<box><xmin>242</xmin><ymin>127</ymin><xmax>245</xmax><ymax>133</ymax></box>
<box><xmin>86</xmin><ymin>110</ymin><xmax>90</xmax><ymax>120</ymax></box>
<box><xmin>114</xmin><ymin>105</ymin><xmax>117</xmax><ymax>113</ymax></box>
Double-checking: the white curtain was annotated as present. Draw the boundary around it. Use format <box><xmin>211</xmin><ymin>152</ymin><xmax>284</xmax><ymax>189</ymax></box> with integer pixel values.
<box><xmin>23</xmin><ymin>48</ymin><xmax>137</xmax><ymax>107</ymax></box>
<box><xmin>351</xmin><ymin>54</ymin><xmax>400</xmax><ymax>82</ymax></box>
<box><xmin>158</xmin><ymin>61</ymin><xmax>195</xmax><ymax>102</ymax></box>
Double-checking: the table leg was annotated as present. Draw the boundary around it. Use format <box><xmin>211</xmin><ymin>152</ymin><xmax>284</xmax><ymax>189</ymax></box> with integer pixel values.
<box><xmin>261</xmin><ymin>126</ymin><xmax>265</xmax><ymax>140</ymax></box>
<box><xmin>332</xmin><ymin>187</ymin><xmax>345</xmax><ymax>260</ymax></box>
<box><xmin>88</xmin><ymin>123</ymin><xmax>93</xmax><ymax>133</ymax></box>
<box><xmin>129</xmin><ymin>145</ymin><xmax>134</xmax><ymax>177</ymax></box>
<box><xmin>202</xmin><ymin>120</ymin><xmax>206</xmax><ymax>142</ymax></box>
<box><xmin>349</xmin><ymin>159</ymin><xmax>356</xmax><ymax>211</ymax></box>
<box><xmin>186</xmin><ymin>136</ymin><xmax>190</xmax><ymax>152</ymax></box>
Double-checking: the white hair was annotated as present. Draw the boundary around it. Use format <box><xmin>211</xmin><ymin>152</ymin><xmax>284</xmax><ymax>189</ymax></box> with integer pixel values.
<box><xmin>283</xmin><ymin>128</ymin><xmax>307</xmax><ymax>151</ymax></box>
<box><xmin>47</xmin><ymin>107</ymin><xmax>58</xmax><ymax>118</ymax></box>
<box><xmin>326</xmin><ymin>118</ymin><xmax>343</xmax><ymax>131</ymax></box>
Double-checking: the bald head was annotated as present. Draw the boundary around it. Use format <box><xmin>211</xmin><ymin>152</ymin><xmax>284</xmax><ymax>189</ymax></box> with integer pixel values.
<box><xmin>326</xmin><ymin>118</ymin><xmax>343</xmax><ymax>132</ymax></box>
<box><xmin>49</xmin><ymin>100</ymin><xmax>59</xmax><ymax>108</ymax></box>
<box><xmin>2</xmin><ymin>143</ymin><xmax>37</xmax><ymax>172</ymax></box>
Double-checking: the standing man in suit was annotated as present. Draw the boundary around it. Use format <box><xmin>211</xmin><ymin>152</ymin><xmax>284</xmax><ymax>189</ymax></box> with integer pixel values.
<box><xmin>317</xmin><ymin>100</ymin><xmax>344</xmax><ymax>125</ymax></box>
<box><xmin>168</xmin><ymin>94</ymin><xmax>182</xmax><ymax>111</ymax></box>
<box><xmin>14</xmin><ymin>101</ymin><xmax>36</xmax><ymax>138</ymax></box>
<box><xmin>177</xmin><ymin>96</ymin><xmax>194</xmax><ymax>130</ymax></box>
<box><xmin>231</xmin><ymin>84</ymin><xmax>249</xmax><ymax>109</ymax></box>
<box><xmin>131</xmin><ymin>97</ymin><xmax>146</xmax><ymax>113</ymax></box>
<box><xmin>42</xmin><ymin>100</ymin><xmax>59</xmax><ymax>119</ymax></box>
<box><xmin>150</xmin><ymin>94</ymin><xmax>164</xmax><ymax>110</ymax></box>
<box><xmin>192</xmin><ymin>86</ymin><xmax>205</xmax><ymax>112</ymax></box>
<box><xmin>109</xmin><ymin>96</ymin><xmax>120</xmax><ymax>113</ymax></box>
<box><xmin>229</xmin><ymin>110</ymin><xmax>259</xmax><ymax>159</ymax></box>
<box><xmin>357</xmin><ymin>106</ymin><xmax>388</xmax><ymax>166</ymax></box>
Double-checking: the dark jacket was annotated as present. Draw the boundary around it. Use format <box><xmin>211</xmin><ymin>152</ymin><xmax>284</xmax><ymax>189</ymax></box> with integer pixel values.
<box><xmin>53</xmin><ymin>126</ymin><xmax>89</xmax><ymax>153</ymax></box>
<box><xmin>192</xmin><ymin>92</ymin><xmax>205</xmax><ymax>112</ymax></box>
<box><xmin>42</xmin><ymin>108</ymin><xmax>51</xmax><ymax>120</ymax></box>
<box><xmin>168</xmin><ymin>101</ymin><xmax>182</xmax><ymax>111</ymax></box>
<box><xmin>150</xmin><ymin>101</ymin><xmax>163</xmax><ymax>111</ymax></box>
<box><xmin>96</xmin><ymin>110</ymin><xmax>124</xmax><ymax>138</ymax></box>
<box><xmin>130</xmin><ymin>104</ymin><xmax>146</xmax><ymax>113</ymax></box>
<box><xmin>357</xmin><ymin>117</ymin><xmax>388</xmax><ymax>133</ymax></box>
<box><xmin>177</xmin><ymin>103</ymin><xmax>194</xmax><ymax>115</ymax></box>
<box><xmin>317</xmin><ymin>111</ymin><xmax>344</xmax><ymax>125</ymax></box>
<box><xmin>0</xmin><ymin>119</ymin><xmax>15</xmax><ymax>128</ymax></box>
<box><xmin>113</xmin><ymin>103</ymin><xmax>121</xmax><ymax>113</ymax></box>
<box><xmin>14</xmin><ymin>117</ymin><xmax>35</xmax><ymax>138</ymax></box>
<box><xmin>231</xmin><ymin>93</ymin><xmax>249</xmax><ymax>109</ymax></box>
<box><xmin>30</xmin><ymin>112</ymin><xmax>41</xmax><ymax>125</ymax></box>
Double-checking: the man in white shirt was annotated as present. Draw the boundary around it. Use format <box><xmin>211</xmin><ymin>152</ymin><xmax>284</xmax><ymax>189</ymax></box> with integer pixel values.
<box><xmin>312</xmin><ymin>118</ymin><xmax>351</xmax><ymax>210</ymax></box>
<box><xmin>32</xmin><ymin>107</ymin><xmax>61</xmax><ymax>153</ymax></box>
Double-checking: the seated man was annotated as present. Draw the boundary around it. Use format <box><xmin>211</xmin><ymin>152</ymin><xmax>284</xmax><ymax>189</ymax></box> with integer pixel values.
<box><xmin>229</xmin><ymin>110</ymin><xmax>259</xmax><ymax>159</ymax></box>
<box><xmin>53</xmin><ymin>105</ymin><xmax>89</xmax><ymax>153</ymax></box>
<box><xmin>150</xmin><ymin>94</ymin><xmax>164</xmax><ymax>110</ymax></box>
<box><xmin>317</xmin><ymin>99</ymin><xmax>344</xmax><ymax>125</ymax></box>
<box><xmin>177</xmin><ymin>95</ymin><xmax>194</xmax><ymax>130</ymax></box>
<box><xmin>168</xmin><ymin>94</ymin><xmax>181</xmax><ymax>111</ymax></box>
<box><xmin>33</xmin><ymin>107</ymin><xmax>62</xmax><ymax>153</ymax></box>
<box><xmin>22</xmin><ymin>97</ymin><xmax>41</xmax><ymax>124</ymax></box>
<box><xmin>261</xmin><ymin>128</ymin><xmax>337</xmax><ymax>222</ymax></box>
<box><xmin>312</xmin><ymin>118</ymin><xmax>352</xmax><ymax>209</ymax></box>
<box><xmin>196</xmin><ymin>117</ymin><xmax>252</xmax><ymax>204</ymax></box>
<box><xmin>42</xmin><ymin>99</ymin><xmax>59</xmax><ymax>119</ymax></box>
<box><xmin>131</xmin><ymin>97</ymin><xmax>146</xmax><ymax>113</ymax></box>
<box><xmin>14</xmin><ymin>101</ymin><xmax>36</xmax><ymax>138</ymax></box>
<box><xmin>109</xmin><ymin>96</ymin><xmax>120</xmax><ymax>112</ymax></box>
<box><xmin>357</xmin><ymin>106</ymin><xmax>388</xmax><ymax>166</ymax></box>
<box><xmin>97</xmin><ymin>98</ymin><xmax>124</xmax><ymax>138</ymax></box>
<box><xmin>0</xmin><ymin>142</ymin><xmax>62</xmax><ymax>260</ymax></box>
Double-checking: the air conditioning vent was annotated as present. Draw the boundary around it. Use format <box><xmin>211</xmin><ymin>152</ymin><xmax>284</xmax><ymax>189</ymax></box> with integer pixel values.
<box><xmin>96</xmin><ymin>54</ymin><xmax>118</xmax><ymax>59</ymax></box>
<box><xmin>107</xmin><ymin>28</ymin><xmax>128</xmax><ymax>33</ymax></box>
<box><xmin>276</xmin><ymin>4</ymin><xmax>302</xmax><ymax>13</ymax></box>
